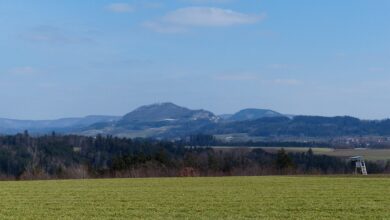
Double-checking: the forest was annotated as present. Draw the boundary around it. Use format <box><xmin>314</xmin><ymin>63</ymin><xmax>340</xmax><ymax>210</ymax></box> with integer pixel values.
<box><xmin>208</xmin><ymin>116</ymin><xmax>390</xmax><ymax>138</ymax></box>
<box><xmin>0</xmin><ymin>132</ymin><xmax>388</xmax><ymax>180</ymax></box>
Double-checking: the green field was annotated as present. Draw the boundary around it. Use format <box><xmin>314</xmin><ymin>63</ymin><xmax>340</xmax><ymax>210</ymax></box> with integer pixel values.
<box><xmin>0</xmin><ymin>176</ymin><xmax>389</xmax><ymax>219</ymax></box>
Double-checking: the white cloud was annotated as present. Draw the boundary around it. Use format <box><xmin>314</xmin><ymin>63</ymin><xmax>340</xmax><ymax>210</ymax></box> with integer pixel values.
<box><xmin>106</xmin><ymin>3</ymin><xmax>134</xmax><ymax>13</ymax></box>
<box><xmin>144</xmin><ymin>7</ymin><xmax>265</xmax><ymax>33</ymax></box>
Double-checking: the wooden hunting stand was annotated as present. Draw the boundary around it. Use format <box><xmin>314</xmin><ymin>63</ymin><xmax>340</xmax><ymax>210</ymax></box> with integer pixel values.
<box><xmin>350</xmin><ymin>156</ymin><xmax>367</xmax><ymax>175</ymax></box>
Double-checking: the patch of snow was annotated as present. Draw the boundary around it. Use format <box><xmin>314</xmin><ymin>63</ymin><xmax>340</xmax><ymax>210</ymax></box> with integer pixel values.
<box><xmin>162</xmin><ymin>118</ymin><xmax>177</xmax><ymax>121</ymax></box>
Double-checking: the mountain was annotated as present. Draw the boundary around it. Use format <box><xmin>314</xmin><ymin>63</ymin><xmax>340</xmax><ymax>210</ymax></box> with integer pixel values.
<box><xmin>0</xmin><ymin>115</ymin><xmax>120</xmax><ymax>134</ymax></box>
<box><xmin>119</xmin><ymin>102</ymin><xmax>218</xmax><ymax>123</ymax></box>
<box><xmin>227</xmin><ymin>109</ymin><xmax>284</xmax><ymax>121</ymax></box>
<box><xmin>5</xmin><ymin>103</ymin><xmax>390</xmax><ymax>141</ymax></box>
<box><xmin>83</xmin><ymin>103</ymin><xmax>219</xmax><ymax>138</ymax></box>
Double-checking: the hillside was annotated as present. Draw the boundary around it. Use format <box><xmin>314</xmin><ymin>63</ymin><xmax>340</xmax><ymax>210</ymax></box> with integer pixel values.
<box><xmin>227</xmin><ymin>108</ymin><xmax>284</xmax><ymax>121</ymax></box>
<box><xmin>120</xmin><ymin>102</ymin><xmax>218</xmax><ymax>123</ymax></box>
<box><xmin>84</xmin><ymin>103</ymin><xmax>219</xmax><ymax>138</ymax></box>
<box><xmin>0</xmin><ymin>115</ymin><xmax>120</xmax><ymax>134</ymax></box>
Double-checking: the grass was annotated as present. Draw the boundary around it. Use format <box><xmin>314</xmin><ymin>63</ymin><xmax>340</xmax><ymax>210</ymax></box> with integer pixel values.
<box><xmin>0</xmin><ymin>176</ymin><xmax>389</xmax><ymax>219</ymax></box>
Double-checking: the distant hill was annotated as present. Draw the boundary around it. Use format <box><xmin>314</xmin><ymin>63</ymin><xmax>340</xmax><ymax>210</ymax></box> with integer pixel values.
<box><xmin>4</xmin><ymin>103</ymin><xmax>390</xmax><ymax>140</ymax></box>
<box><xmin>209</xmin><ymin>115</ymin><xmax>390</xmax><ymax>138</ymax></box>
<box><xmin>227</xmin><ymin>109</ymin><xmax>284</xmax><ymax>121</ymax></box>
<box><xmin>119</xmin><ymin>102</ymin><xmax>218</xmax><ymax>123</ymax></box>
<box><xmin>0</xmin><ymin>115</ymin><xmax>120</xmax><ymax>134</ymax></box>
<box><xmin>218</xmin><ymin>114</ymin><xmax>233</xmax><ymax>120</ymax></box>
<box><xmin>83</xmin><ymin>104</ymin><xmax>390</xmax><ymax>139</ymax></box>
<box><xmin>83</xmin><ymin>103</ymin><xmax>219</xmax><ymax>138</ymax></box>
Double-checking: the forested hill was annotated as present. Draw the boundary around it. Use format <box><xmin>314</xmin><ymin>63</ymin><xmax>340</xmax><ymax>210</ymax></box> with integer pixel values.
<box><xmin>2</xmin><ymin>103</ymin><xmax>390</xmax><ymax>139</ymax></box>
<box><xmin>209</xmin><ymin>116</ymin><xmax>390</xmax><ymax>137</ymax></box>
<box><xmin>80</xmin><ymin>104</ymin><xmax>390</xmax><ymax>138</ymax></box>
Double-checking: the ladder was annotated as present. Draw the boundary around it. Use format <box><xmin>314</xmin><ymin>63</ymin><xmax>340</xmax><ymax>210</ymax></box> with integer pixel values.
<box><xmin>351</xmin><ymin>156</ymin><xmax>368</xmax><ymax>176</ymax></box>
<box><xmin>361</xmin><ymin>161</ymin><xmax>368</xmax><ymax>175</ymax></box>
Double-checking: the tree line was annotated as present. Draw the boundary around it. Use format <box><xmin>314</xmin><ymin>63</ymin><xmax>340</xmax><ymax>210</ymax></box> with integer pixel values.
<box><xmin>0</xmin><ymin>132</ymin><xmax>389</xmax><ymax>180</ymax></box>
<box><xmin>186</xmin><ymin>134</ymin><xmax>331</xmax><ymax>148</ymax></box>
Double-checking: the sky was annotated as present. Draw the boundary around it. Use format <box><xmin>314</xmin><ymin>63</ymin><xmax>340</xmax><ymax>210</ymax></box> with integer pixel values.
<box><xmin>0</xmin><ymin>0</ymin><xmax>389</xmax><ymax>120</ymax></box>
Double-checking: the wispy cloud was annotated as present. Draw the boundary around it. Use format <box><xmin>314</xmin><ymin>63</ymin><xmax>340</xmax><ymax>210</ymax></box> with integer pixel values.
<box><xmin>143</xmin><ymin>22</ymin><xmax>187</xmax><ymax>34</ymax></box>
<box><xmin>20</xmin><ymin>26</ymin><xmax>94</xmax><ymax>45</ymax></box>
<box><xmin>268</xmin><ymin>64</ymin><xmax>299</xmax><ymax>70</ymax></box>
<box><xmin>143</xmin><ymin>2</ymin><xmax>163</xmax><ymax>9</ymax></box>
<box><xmin>106</xmin><ymin>3</ymin><xmax>134</xmax><ymax>13</ymax></box>
<box><xmin>179</xmin><ymin>0</ymin><xmax>233</xmax><ymax>4</ymax></box>
<box><xmin>368</xmin><ymin>67</ymin><xmax>385</xmax><ymax>73</ymax></box>
<box><xmin>144</xmin><ymin>7</ymin><xmax>265</xmax><ymax>33</ymax></box>
<box><xmin>213</xmin><ymin>73</ymin><xmax>259</xmax><ymax>81</ymax></box>
<box><xmin>165</xmin><ymin>7</ymin><xmax>263</xmax><ymax>26</ymax></box>
<box><xmin>272</xmin><ymin>79</ymin><xmax>303</xmax><ymax>86</ymax></box>
<box><xmin>212</xmin><ymin>72</ymin><xmax>303</xmax><ymax>86</ymax></box>
<box><xmin>334</xmin><ymin>52</ymin><xmax>347</xmax><ymax>59</ymax></box>
<box><xmin>8</xmin><ymin>67</ymin><xmax>39</xmax><ymax>76</ymax></box>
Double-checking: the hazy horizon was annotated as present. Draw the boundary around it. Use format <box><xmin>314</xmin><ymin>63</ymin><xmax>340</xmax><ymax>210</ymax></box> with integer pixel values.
<box><xmin>1</xmin><ymin>0</ymin><xmax>389</xmax><ymax>120</ymax></box>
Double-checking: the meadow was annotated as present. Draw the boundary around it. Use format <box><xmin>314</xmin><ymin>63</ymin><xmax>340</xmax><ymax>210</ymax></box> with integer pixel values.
<box><xmin>0</xmin><ymin>176</ymin><xmax>389</xmax><ymax>219</ymax></box>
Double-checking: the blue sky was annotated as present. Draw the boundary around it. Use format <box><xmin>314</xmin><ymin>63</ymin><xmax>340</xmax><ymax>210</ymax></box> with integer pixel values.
<box><xmin>0</xmin><ymin>0</ymin><xmax>389</xmax><ymax>119</ymax></box>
